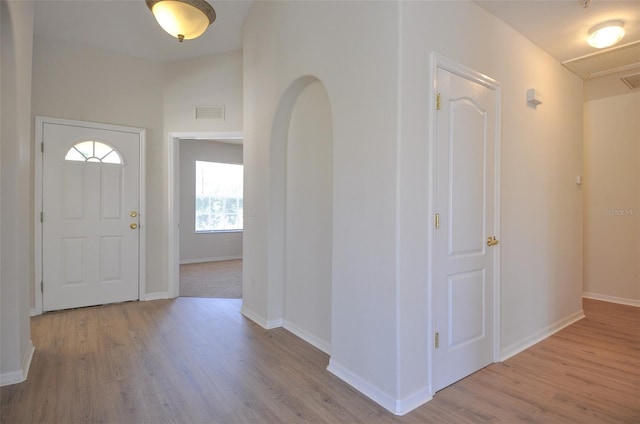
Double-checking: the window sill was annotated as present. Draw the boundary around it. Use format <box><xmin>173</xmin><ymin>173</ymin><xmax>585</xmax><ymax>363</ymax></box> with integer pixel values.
<box><xmin>195</xmin><ymin>230</ymin><xmax>243</xmax><ymax>234</ymax></box>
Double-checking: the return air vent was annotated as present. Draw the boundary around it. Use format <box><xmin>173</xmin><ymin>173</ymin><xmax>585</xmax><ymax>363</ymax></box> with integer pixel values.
<box><xmin>621</xmin><ymin>73</ymin><xmax>640</xmax><ymax>89</ymax></box>
<box><xmin>196</xmin><ymin>106</ymin><xmax>225</xmax><ymax>120</ymax></box>
<box><xmin>562</xmin><ymin>41</ymin><xmax>640</xmax><ymax>79</ymax></box>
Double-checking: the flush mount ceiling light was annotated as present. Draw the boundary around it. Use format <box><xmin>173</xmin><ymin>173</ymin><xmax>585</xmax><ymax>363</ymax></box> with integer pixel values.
<box><xmin>587</xmin><ymin>20</ymin><xmax>625</xmax><ymax>49</ymax></box>
<box><xmin>146</xmin><ymin>0</ymin><xmax>216</xmax><ymax>42</ymax></box>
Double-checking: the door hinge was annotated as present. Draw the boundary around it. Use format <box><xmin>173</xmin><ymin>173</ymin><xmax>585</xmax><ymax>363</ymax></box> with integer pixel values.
<box><xmin>41</xmin><ymin>142</ymin><xmax>44</xmax><ymax>153</ymax></box>
<box><xmin>40</xmin><ymin>211</ymin><xmax>44</xmax><ymax>223</ymax></box>
<box><xmin>41</xmin><ymin>281</ymin><xmax>44</xmax><ymax>293</ymax></box>
<box><xmin>435</xmin><ymin>213</ymin><xmax>440</xmax><ymax>229</ymax></box>
<box><xmin>435</xmin><ymin>332</ymin><xmax>440</xmax><ymax>349</ymax></box>
<box><xmin>436</xmin><ymin>93</ymin><xmax>441</xmax><ymax>111</ymax></box>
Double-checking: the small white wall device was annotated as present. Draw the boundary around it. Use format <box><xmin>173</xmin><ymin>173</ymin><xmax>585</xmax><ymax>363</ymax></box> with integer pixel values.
<box><xmin>527</xmin><ymin>88</ymin><xmax>543</xmax><ymax>108</ymax></box>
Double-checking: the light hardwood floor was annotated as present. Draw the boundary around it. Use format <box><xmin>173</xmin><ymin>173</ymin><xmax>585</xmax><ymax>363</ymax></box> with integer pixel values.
<box><xmin>1</xmin><ymin>298</ymin><xmax>638</xmax><ymax>423</ymax></box>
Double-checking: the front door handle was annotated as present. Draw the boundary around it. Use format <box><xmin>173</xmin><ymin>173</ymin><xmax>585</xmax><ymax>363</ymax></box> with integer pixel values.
<box><xmin>487</xmin><ymin>236</ymin><xmax>499</xmax><ymax>247</ymax></box>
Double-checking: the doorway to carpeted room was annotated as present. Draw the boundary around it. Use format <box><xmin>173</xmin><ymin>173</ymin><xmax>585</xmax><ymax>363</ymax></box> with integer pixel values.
<box><xmin>179</xmin><ymin>259</ymin><xmax>242</xmax><ymax>298</ymax></box>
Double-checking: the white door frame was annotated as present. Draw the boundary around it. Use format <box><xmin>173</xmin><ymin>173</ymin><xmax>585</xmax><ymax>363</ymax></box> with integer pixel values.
<box><xmin>34</xmin><ymin>116</ymin><xmax>146</xmax><ymax>316</ymax></box>
<box><xmin>167</xmin><ymin>131</ymin><xmax>244</xmax><ymax>298</ymax></box>
<box><xmin>427</xmin><ymin>53</ymin><xmax>502</xmax><ymax>394</ymax></box>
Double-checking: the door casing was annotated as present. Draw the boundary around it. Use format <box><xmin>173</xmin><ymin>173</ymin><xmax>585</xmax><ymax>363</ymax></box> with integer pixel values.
<box><xmin>34</xmin><ymin>116</ymin><xmax>146</xmax><ymax>315</ymax></box>
<box><xmin>428</xmin><ymin>54</ymin><xmax>502</xmax><ymax>394</ymax></box>
<box><xmin>167</xmin><ymin>131</ymin><xmax>244</xmax><ymax>299</ymax></box>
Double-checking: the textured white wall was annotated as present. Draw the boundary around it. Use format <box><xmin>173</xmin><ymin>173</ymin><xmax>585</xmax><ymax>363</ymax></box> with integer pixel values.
<box><xmin>243</xmin><ymin>0</ymin><xmax>584</xmax><ymax>414</ymax></box>
<box><xmin>179</xmin><ymin>139</ymin><xmax>243</xmax><ymax>263</ymax></box>
<box><xmin>1</xmin><ymin>0</ymin><xmax>35</xmax><ymax>385</ymax></box>
<box><xmin>242</xmin><ymin>1</ymin><xmax>401</xmax><ymax>406</ymax></box>
<box><xmin>30</xmin><ymin>40</ymin><xmax>244</xmax><ymax>300</ymax></box>
<box><xmin>31</xmin><ymin>36</ymin><xmax>167</xmax><ymax>296</ymax></box>
<box><xmin>164</xmin><ymin>50</ymin><xmax>243</xmax><ymax>133</ymax></box>
<box><xmin>398</xmin><ymin>1</ymin><xmax>584</xmax><ymax>400</ymax></box>
<box><xmin>284</xmin><ymin>80</ymin><xmax>333</xmax><ymax>353</ymax></box>
<box><xmin>583</xmin><ymin>92</ymin><xmax>640</xmax><ymax>304</ymax></box>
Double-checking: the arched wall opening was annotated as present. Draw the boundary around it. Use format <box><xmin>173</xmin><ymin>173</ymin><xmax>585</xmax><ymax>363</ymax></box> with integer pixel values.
<box><xmin>269</xmin><ymin>76</ymin><xmax>334</xmax><ymax>353</ymax></box>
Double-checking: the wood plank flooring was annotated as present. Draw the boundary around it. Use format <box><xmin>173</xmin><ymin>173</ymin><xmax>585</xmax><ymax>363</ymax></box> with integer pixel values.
<box><xmin>1</xmin><ymin>298</ymin><xmax>638</xmax><ymax>423</ymax></box>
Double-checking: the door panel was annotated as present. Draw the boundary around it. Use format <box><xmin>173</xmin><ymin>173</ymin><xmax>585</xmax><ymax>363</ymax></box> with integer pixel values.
<box><xmin>42</xmin><ymin>123</ymin><xmax>140</xmax><ymax>311</ymax></box>
<box><xmin>101</xmin><ymin>167</ymin><xmax>123</xmax><ymax>219</ymax></box>
<box><xmin>62</xmin><ymin>237</ymin><xmax>85</xmax><ymax>285</ymax></box>
<box><xmin>448</xmin><ymin>270</ymin><xmax>485</xmax><ymax>350</ymax></box>
<box><xmin>449</xmin><ymin>99</ymin><xmax>486</xmax><ymax>255</ymax></box>
<box><xmin>100</xmin><ymin>236</ymin><xmax>123</xmax><ymax>281</ymax></box>
<box><xmin>434</xmin><ymin>67</ymin><xmax>499</xmax><ymax>391</ymax></box>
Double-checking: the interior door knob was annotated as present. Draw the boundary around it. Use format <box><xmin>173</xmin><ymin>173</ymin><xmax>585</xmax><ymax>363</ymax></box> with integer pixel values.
<box><xmin>130</xmin><ymin>223</ymin><xmax>138</xmax><ymax>230</ymax></box>
<box><xmin>487</xmin><ymin>236</ymin><xmax>499</xmax><ymax>247</ymax></box>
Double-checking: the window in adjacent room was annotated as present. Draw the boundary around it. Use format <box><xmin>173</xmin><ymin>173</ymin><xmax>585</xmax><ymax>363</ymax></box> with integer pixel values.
<box><xmin>195</xmin><ymin>161</ymin><xmax>243</xmax><ymax>232</ymax></box>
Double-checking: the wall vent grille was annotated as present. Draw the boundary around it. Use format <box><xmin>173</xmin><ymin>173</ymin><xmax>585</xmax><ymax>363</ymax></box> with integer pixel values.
<box><xmin>196</xmin><ymin>106</ymin><xmax>225</xmax><ymax>120</ymax></box>
<box><xmin>621</xmin><ymin>73</ymin><xmax>640</xmax><ymax>89</ymax></box>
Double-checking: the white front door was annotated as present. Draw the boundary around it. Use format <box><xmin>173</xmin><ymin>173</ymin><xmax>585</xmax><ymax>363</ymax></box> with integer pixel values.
<box><xmin>434</xmin><ymin>66</ymin><xmax>500</xmax><ymax>391</ymax></box>
<box><xmin>42</xmin><ymin>121</ymin><xmax>141</xmax><ymax>311</ymax></box>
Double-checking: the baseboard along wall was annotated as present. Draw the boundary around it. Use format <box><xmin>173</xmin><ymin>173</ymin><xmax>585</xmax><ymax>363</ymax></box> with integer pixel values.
<box><xmin>500</xmin><ymin>309</ymin><xmax>585</xmax><ymax>361</ymax></box>
<box><xmin>583</xmin><ymin>292</ymin><xmax>640</xmax><ymax>307</ymax></box>
<box><xmin>179</xmin><ymin>255</ymin><xmax>242</xmax><ymax>265</ymax></box>
<box><xmin>0</xmin><ymin>342</ymin><xmax>34</xmax><ymax>387</ymax></box>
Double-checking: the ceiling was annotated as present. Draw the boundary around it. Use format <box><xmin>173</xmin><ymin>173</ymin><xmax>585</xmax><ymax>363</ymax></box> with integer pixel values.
<box><xmin>33</xmin><ymin>0</ymin><xmax>254</xmax><ymax>63</ymax></box>
<box><xmin>476</xmin><ymin>0</ymin><xmax>640</xmax><ymax>81</ymax></box>
<box><xmin>34</xmin><ymin>0</ymin><xmax>640</xmax><ymax>78</ymax></box>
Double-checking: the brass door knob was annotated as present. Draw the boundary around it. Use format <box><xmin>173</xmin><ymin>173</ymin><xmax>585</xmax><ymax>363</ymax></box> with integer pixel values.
<box><xmin>487</xmin><ymin>236</ymin><xmax>499</xmax><ymax>247</ymax></box>
<box><xmin>130</xmin><ymin>223</ymin><xmax>138</xmax><ymax>230</ymax></box>
<box><xmin>130</xmin><ymin>211</ymin><xmax>138</xmax><ymax>218</ymax></box>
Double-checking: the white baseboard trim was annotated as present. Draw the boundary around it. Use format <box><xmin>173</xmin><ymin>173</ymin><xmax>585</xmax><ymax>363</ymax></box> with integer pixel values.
<box><xmin>179</xmin><ymin>255</ymin><xmax>242</xmax><ymax>265</ymax></box>
<box><xmin>327</xmin><ymin>359</ymin><xmax>402</xmax><ymax>415</ymax></box>
<box><xmin>142</xmin><ymin>292</ymin><xmax>171</xmax><ymax>301</ymax></box>
<box><xmin>30</xmin><ymin>308</ymin><xmax>39</xmax><ymax>317</ymax></box>
<box><xmin>282</xmin><ymin>320</ymin><xmax>331</xmax><ymax>355</ymax></box>
<box><xmin>396</xmin><ymin>387</ymin><xmax>433</xmax><ymax>416</ymax></box>
<box><xmin>239</xmin><ymin>305</ymin><xmax>283</xmax><ymax>329</ymax></box>
<box><xmin>583</xmin><ymin>292</ymin><xmax>640</xmax><ymax>307</ymax></box>
<box><xmin>501</xmin><ymin>309</ymin><xmax>585</xmax><ymax>361</ymax></box>
<box><xmin>0</xmin><ymin>341</ymin><xmax>35</xmax><ymax>387</ymax></box>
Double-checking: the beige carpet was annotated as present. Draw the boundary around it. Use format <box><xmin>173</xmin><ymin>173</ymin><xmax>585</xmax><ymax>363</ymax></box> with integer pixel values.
<box><xmin>179</xmin><ymin>259</ymin><xmax>242</xmax><ymax>298</ymax></box>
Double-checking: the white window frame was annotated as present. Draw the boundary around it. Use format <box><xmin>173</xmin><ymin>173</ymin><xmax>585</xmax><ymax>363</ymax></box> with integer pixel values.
<box><xmin>194</xmin><ymin>160</ymin><xmax>244</xmax><ymax>233</ymax></box>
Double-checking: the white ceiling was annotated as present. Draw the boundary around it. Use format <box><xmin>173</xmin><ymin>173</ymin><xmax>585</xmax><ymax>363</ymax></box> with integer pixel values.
<box><xmin>34</xmin><ymin>0</ymin><xmax>254</xmax><ymax>63</ymax></box>
<box><xmin>34</xmin><ymin>0</ymin><xmax>640</xmax><ymax>76</ymax></box>
<box><xmin>477</xmin><ymin>0</ymin><xmax>640</xmax><ymax>64</ymax></box>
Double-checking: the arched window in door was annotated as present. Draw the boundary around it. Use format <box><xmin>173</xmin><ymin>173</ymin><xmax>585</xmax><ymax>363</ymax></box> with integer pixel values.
<box><xmin>64</xmin><ymin>140</ymin><xmax>122</xmax><ymax>164</ymax></box>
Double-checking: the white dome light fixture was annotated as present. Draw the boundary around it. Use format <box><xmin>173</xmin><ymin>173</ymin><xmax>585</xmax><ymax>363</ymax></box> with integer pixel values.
<box><xmin>587</xmin><ymin>20</ymin><xmax>625</xmax><ymax>49</ymax></box>
<box><xmin>146</xmin><ymin>0</ymin><xmax>216</xmax><ymax>42</ymax></box>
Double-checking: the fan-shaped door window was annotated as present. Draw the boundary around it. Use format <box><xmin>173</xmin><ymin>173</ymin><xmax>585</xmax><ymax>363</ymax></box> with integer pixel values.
<box><xmin>65</xmin><ymin>140</ymin><xmax>122</xmax><ymax>164</ymax></box>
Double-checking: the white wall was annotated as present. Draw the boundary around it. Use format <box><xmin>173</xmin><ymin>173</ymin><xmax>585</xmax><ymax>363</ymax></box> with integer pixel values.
<box><xmin>398</xmin><ymin>1</ymin><xmax>584</xmax><ymax>402</ymax></box>
<box><xmin>243</xmin><ymin>0</ymin><xmax>584</xmax><ymax>414</ymax></box>
<box><xmin>31</xmin><ymin>41</ymin><xmax>244</xmax><ymax>301</ymax></box>
<box><xmin>284</xmin><ymin>80</ymin><xmax>333</xmax><ymax>354</ymax></box>
<box><xmin>584</xmin><ymin>68</ymin><xmax>640</xmax><ymax>102</ymax></box>
<box><xmin>4</xmin><ymin>4</ymin><xmax>244</xmax><ymax>384</ymax></box>
<box><xmin>583</xmin><ymin>91</ymin><xmax>640</xmax><ymax>305</ymax></box>
<box><xmin>164</xmin><ymin>50</ymin><xmax>243</xmax><ymax>133</ymax></box>
<box><xmin>31</xmin><ymin>36</ymin><xmax>167</xmax><ymax>297</ymax></box>
<box><xmin>242</xmin><ymin>1</ymin><xmax>401</xmax><ymax>408</ymax></box>
<box><xmin>1</xmin><ymin>0</ymin><xmax>35</xmax><ymax>386</ymax></box>
<box><xmin>179</xmin><ymin>139</ymin><xmax>243</xmax><ymax>263</ymax></box>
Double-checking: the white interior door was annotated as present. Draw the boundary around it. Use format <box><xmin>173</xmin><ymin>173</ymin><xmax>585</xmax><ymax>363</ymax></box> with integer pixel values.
<box><xmin>434</xmin><ymin>66</ymin><xmax>499</xmax><ymax>391</ymax></box>
<box><xmin>42</xmin><ymin>122</ymin><xmax>141</xmax><ymax>311</ymax></box>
